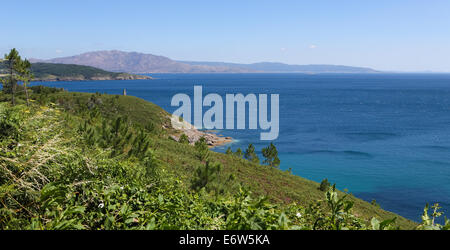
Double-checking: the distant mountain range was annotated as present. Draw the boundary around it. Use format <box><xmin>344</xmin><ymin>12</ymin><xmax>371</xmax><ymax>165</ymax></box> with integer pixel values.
<box><xmin>30</xmin><ymin>50</ymin><xmax>379</xmax><ymax>74</ymax></box>
<box><xmin>179</xmin><ymin>61</ymin><xmax>379</xmax><ymax>73</ymax></box>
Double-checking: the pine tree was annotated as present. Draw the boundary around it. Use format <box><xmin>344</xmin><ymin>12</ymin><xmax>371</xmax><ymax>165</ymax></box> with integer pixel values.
<box><xmin>234</xmin><ymin>148</ymin><xmax>243</xmax><ymax>158</ymax></box>
<box><xmin>319</xmin><ymin>178</ymin><xmax>331</xmax><ymax>191</ymax></box>
<box><xmin>80</xmin><ymin>121</ymin><xmax>98</xmax><ymax>146</ymax></box>
<box><xmin>3</xmin><ymin>48</ymin><xmax>22</xmax><ymax>106</ymax></box>
<box><xmin>262</xmin><ymin>143</ymin><xmax>280</xmax><ymax>167</ymax></box>
<box><xmin>244</xmin><ymin>144</ymin><xmax>260</xmax><ymax>164</ymax></box>
<box><xmin>145</xmin><ymin>122</ymin><xmax>156</xmax><ymax>133</ymax></box>
<box><xmin>191</xmin><ymin>160</ymin><xmax>222</xmax><ymax>192</ymax></box>
<box><xmin>225</xmin><ymin>147</ymin><xmax>233</xmax><ymax>155</ymax></box>
<box><xmin>142</xmin><ymin>149</ymin><xmax>160</xmax><ymax>182</ymax></box>
<box><xmin>98</xmin><ymin>116</ymin><xmax>133</xmax><ymax>156</ymax></box>
<box><xmin>128</xmin><ymin>129</ymin><xmax>151</xmax><ymax>159</ymax></box>
<box><xmin>17</xmin><ymin>59</ymin><xmax>33</xmax><ymax>106</ymax></box>
<box><xmin>195</xmin><ymin>137</ymin><xmax>209</xmax><ymax>161</ymax></box>
<box><xmin>178</xmin><ymin>134</ymin><xmax>189</xmax><ymax>144</ymax></box>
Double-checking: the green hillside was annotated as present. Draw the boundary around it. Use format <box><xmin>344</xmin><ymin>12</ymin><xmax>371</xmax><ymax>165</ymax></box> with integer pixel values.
<box><xmin>1</xmin><ymin>86</ymin><xmax>447</xmax><ymax>230</ymax></box>
<box><xmin>0</xmin><ymin>61</ymin><xmax>150</xmax><ymax>81</ymax></box>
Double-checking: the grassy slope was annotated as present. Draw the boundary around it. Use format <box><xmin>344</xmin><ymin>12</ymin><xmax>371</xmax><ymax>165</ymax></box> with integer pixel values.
<box><xmin>48</xmin><ymin>91</ymin><xmax>417</xmax><ymax>229</ymax></box>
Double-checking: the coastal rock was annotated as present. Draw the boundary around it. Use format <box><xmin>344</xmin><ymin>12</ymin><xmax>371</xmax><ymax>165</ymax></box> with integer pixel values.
<box><xmin>168</xmin><ymin>115</ymin><xmax>232</xmax><ymax>147</ymax></box>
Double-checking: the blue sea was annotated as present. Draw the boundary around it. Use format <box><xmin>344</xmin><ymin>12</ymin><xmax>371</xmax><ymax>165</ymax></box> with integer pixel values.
<box><xmin>32</xmin><ymin>73</ymin><xmax>450</xmax><ymax>222</ymax></box>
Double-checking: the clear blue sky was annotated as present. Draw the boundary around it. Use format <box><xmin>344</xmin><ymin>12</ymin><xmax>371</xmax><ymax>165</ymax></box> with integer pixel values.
<box><xmin>2</xmin><ymin>0</ymin><xmax>450</xmax><ymax>72</ymax></box>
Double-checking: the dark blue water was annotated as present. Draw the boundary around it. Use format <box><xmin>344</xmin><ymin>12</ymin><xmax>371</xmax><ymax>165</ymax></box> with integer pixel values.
<box><xmin>32</xmin><ymin>73</ymin><xmax>450</xmax><ymax>222</ymax></box>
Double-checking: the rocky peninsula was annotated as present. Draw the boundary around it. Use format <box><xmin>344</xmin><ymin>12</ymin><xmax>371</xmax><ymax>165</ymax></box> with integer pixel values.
<box><xmin>168</xmin><ymin>115</ymin><xmax>232</xmax><ymax>147</ymax></box>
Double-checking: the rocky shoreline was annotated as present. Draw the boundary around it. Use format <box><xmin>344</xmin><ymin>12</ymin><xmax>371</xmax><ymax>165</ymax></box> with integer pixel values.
<box><xmin>169</xmin><ymin>115</ymin><xmax>232</xmax><ymax>147</ymax></box>
<box><xmin>31</xmin><ymin>73</ymin><xmax>152</xmax><ymax>82</ymax></box>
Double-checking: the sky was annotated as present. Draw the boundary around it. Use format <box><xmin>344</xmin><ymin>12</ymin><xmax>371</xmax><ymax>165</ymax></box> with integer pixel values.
<box><xmin>2</xmin><ymin>0</ymin><xmax>450</xmax><ymax>72</ymax></box>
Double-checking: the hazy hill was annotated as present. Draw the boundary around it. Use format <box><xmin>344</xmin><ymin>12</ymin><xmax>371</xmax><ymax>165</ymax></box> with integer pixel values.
<box><xmin>31</xmin><ymin>50</ymin><xmax>254</xmax><ymax>74</ymax></box>
<box><xmin>31</xmin><ymin>50</ymin><xmax>379</xmax><ymax>74</ymax></box>
<box><xmin>180</xmin><ymin>61</ymin><xmax>379</xmax><ymax>73</ymax></box>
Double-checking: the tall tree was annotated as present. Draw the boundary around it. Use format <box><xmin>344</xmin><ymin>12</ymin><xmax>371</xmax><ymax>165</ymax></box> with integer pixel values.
<box><xmin>195</xmin><ymin>137</ymin><xmax>209</xmax><ymax>161</ymax></box>
<box><xmin>262</xmin><ymin>143</ymin><xmax>280</xmax><ymax>167</ymax></box>
<box><xmin>191</xmin><ymin>160</ymin><xmax>222</xmax><ymax>192</ymax></box>
<box><xmin>234</xmin><ymin>148</ymin><xmax>243</xmax><ymax>158</ymax></box>
<box><xmin>17</xmin><ymin>59</ymin><xmax>33</xmax><ymax>106</ymax></box>
<box><xmin>3</xmin><ymin>48</ymin><xmax>22</xmax><ymax>106</ymax></box>
<box><xmin>244</xmin><ymin>144</ymin><xmax>260</xmax><ymax>164</ymax></box>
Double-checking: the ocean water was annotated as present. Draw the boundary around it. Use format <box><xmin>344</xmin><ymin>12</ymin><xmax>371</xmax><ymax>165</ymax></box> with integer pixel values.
<box><xmin>32</xmin><ymin>73</ymin><xmax>450</xmax><ymax>222</ymax></box>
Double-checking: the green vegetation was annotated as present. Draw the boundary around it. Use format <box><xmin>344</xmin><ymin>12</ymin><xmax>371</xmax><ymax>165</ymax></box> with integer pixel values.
<box><xmin>1</xmin><ymin>87</ymin><xmax>443</xmax><ymax>230</ymax></box>
<box><xmin>0</xmin><ymin>50</ymin><xmax>448</xmax><ymax>229</ymax></box>
<box><xmin>178</xmin><ymin>134</ymin><xmax>189</xmax><ymax>144</ymax></box>
<box><xmin>371</xmin><ymin>199</ymin><xmax>380</xmax><ymax>208</ymax></box>
<box><xmin>31</xmin><ymin>62</ymin><xmax>123</xmax><ymax>78</ymax></box>
<box><xmin>191</xmin><ymin>161</ymin><xmax>222</xmax><ymax>192</ymax></box>
<box><xmin>417</xmin><ymin>204</ymin><xmax>450</xmax><ymax>230</ymax></box>
<box><xmin>244</xmin><ymin>144</ymin><xmax>260</xmax><ymax>164</ymax></box>
<box><xmin>1</xmin><ymin>57</ymin><xmax>150</xmax><ymax>82</ymax></box>
<box><xmin>1</xmin><ymin>48</ymin><xmax>32</xmax><ymax>106</ymax></box>
<box><xmin>262</xmin><ymin>142</ymin><xmax>280</xmax><ymax>167</ymax></box>
<box><xmin>319</xmin><ymin>178</ymin><xmax>331</xmax><ymax>192</ymax></box>
<box><xmin>194</xmin><ymin>137</ymin><xmax>210</xmax><ymax>161</ymax></box>
<box><xmin>234</xmin><ymin>148</ymin><xmax>243</xmax><ymax>158</ymax></box>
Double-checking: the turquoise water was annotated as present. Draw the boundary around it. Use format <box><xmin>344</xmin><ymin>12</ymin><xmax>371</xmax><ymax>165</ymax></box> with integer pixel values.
<box><xmin>33</xmin><ymin>73</ymin><xmax>450</xmax><ymax>222</ymax></box>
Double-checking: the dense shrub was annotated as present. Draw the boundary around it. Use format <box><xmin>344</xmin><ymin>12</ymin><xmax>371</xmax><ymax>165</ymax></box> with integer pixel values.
<box><xmin>319</xmin><ymin>178</ymin><xmax>331</xmax><ymax>192</ymax></box>
<box><xmin>0</xmin><ymin>89</ymin><xmax>448</xmax><ymax>230</ymax></box>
